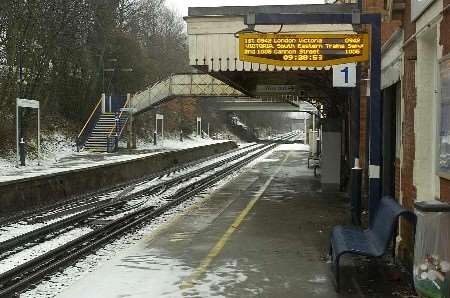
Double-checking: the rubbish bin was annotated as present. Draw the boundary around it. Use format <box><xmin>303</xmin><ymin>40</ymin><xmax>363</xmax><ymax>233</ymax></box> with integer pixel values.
<box><xmin>414</xmin><ymin>200</ymin><xmax>450</xmax><ymax>298</ymax></box>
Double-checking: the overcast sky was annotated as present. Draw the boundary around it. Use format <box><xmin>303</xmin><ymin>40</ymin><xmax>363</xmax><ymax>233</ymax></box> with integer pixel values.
<box><xmin>165</xmin><ymin>0</ymin><xmax>325</xmax><ymax>17</ymax></box>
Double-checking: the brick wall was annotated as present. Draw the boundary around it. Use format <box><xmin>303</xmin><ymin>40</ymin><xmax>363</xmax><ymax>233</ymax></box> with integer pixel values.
<box><xmin>395</xmin><ymin>158</ymin><xmax>401</xmax><ymax>199</ymax></box>
<box><xmin>382</xmin><ymin>20</ymin><xmax>402</xmax><ymax>44</ymax></box>
<box><xmin>397</xmin><ymin>0</ymin><xmax>417</xmax><ymax>261</ymax></box>
<box><xmin>364</xmin><ymin>0</ymin><xmax>402</xmax><ymax>45</ymax></box>
<box><xmin>441</xmin><ymin>0</ymin><xmax>450</xmax><ymax>55</ymax></box>
<box><xmin>439</xmin><ymin>1</ymin><xmax>450</xmax><ymax>203</ymax></box>
<box><xmin>440</xmin><ymin>178</ymin><xmax>450</xmax><ymax>202</ymax></box>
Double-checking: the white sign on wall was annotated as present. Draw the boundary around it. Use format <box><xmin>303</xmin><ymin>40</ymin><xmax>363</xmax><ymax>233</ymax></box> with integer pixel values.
<box><xmin>120</xmin><ymin>107</ymin><xmax>137</xmax><ymax>113</ymax></box>
<box><xmin>332</xmin><ymin>63</ymin><xmax>356</xmax><ymax>87</ymax></box>
<box><xmin>256</xmin><ymin>85</ymin><xmax>297</xmax><ymax>94</ymax></box>
<box><xmin>299</xmin><ymin>102</ymin><xmax>317</xmax><ymax>113</ymax></box>
<box><xmin>17</xmin><ymin>98</ymin><xmax>39</xmax><ymax>109</ymax></box>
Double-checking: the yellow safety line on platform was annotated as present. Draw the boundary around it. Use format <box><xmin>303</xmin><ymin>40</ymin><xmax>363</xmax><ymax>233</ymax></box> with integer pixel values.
<box><xmin>180</xmin><ymin>151</ymin><xmax>291</xmax><ymax>290</ymax></box>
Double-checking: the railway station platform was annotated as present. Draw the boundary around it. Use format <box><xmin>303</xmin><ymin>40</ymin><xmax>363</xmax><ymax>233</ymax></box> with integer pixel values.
<box><xmin>0</xmin><ymin>140</ymin><xmax>236</xmax><ymax>214</ymax></box>
<box><xmin>56</xmin><ymin>144</ymin><xmax>415</xmax><ymax>298</ymax></box>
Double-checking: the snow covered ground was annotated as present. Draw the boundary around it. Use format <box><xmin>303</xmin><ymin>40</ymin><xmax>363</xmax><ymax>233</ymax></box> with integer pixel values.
<box><xmin>18</xmin><ymin>143</ymin><xmax>311</xmax><ymax>298</ymax></box>
<box><xmin>19</xmin><ymin>144</ymin><xmax>278</xmax><ymax>298</ymax></box>
<box><xmin>0</xmin><ymin>133</ymin><xmax>232</xmax><ymax>184</ymax></box>
<box><xmin>136</xmin><ymin>134</ymin><xmax>235</xmax><ymax>151</ymax></box>
<box><xmin>0</xmin><ymin>132</ymin><xmax>75</xmax><ymax>171</ymax></box>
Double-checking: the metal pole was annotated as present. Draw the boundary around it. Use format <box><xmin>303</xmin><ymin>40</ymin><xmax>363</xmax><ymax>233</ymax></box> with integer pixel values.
<box><xmin>37</xmin><ymin>107</ymin><xmax>40</xmax><ymax>165</ymax></box>
<box><xmin>102</xmin><ymin>56</ymin><xmax>105</xmax><ymax>94</ymax></box>
<box><xmin>312</xmin><ymin>113</ymin><xmax>316</xmax><ymax>155</ymax></box>
<box><xmin>351</xmin><ymin>63</ymin><xmax>363</xmax><ymax>225</ymax></box>
<box><xmin>304</xmin><ymin>114</ymin><xmax>307</xmax><ymax>144</ymax></box>
<box><xmin>354</xmin><ymin>69</ymin><xmax>361</xmax><ymax>159</ymax></box>
<box><xmin>155</xmin><ymin>115</ymin><xmax>158</xmax><ymax>139</ymax></box>
<box><xmin>161</xmin><ymin>116</ymin><xmax>164</xmax><ymax>140</ymax></box>
<box><xmin>18</xmin><ymin>47</ymin><xmax>24</xmax><ymax>158</ymax></box>
<box><xmin>19</xmin><ymin>137</ymin><xmax>25</xmax><ymax>166</ymax></box>
<box><xmin>127</xmin><ymin>94</ymin><xmax>132</xmax><ymax>149</ymax></box>
<box><xmin>101</xmin><ymin>93</ymin><xmax>106</xmax><ymax>113</ymax></box>
<box><xmin>350</xmin><ymin>0</ymin><xmax>363</xmax><ymax>225</ymax></box>
<box><xmin>200</xmin><ymin>118</ymin><xmax>203</xmax><ymax>138</ymax></box>
<box><xmin>18</xmin><ymin>43</ymin><xmax>23</xmax><ymax>98</ymax></box>
<box><xmin>16</xmin><ymin>101</ymin><xmax>19</xmax><ymax>167</ymax></box>
<box><xmin>368</xmin><ymin>15</ymin><xmax>382</xmax><ymax>224</ymax></box>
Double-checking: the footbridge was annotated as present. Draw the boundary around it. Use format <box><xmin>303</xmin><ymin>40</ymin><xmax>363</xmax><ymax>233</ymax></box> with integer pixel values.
<box><xmin>130</xmin><ymin>72</ymin><xmax>319</xmax><ymax>114</ymax></box>
<box><xmin>215</xmin><ymin>97</ymin><xmax>317</xmax><ymax>112</ymax></box>
<box><xmin>131</xmin><ymin>73</ymin><xmax>243</xmax><ymax>114</ymax></box>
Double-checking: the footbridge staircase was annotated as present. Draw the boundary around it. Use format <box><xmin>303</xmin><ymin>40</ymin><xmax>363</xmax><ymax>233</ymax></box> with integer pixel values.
<box><xmin>76</xmin><ymin>95</ymin><xmax>130</xmax><ymax>152</ymax></box>
<box><xmin>77</xmin><ymin>73</ymin><xmax>243</xmax><ymax>152</ymax></box>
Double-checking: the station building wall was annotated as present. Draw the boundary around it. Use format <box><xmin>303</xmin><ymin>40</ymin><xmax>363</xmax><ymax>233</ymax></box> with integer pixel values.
<box><xmin>364</xmin><ymin>0</ymin><xmax>450</xmax><ymax>261</ymax></box>
<box><xmin>439</xmin><ymin>0</ymin><xmax>450</xmax><ymax>202</ymax></box>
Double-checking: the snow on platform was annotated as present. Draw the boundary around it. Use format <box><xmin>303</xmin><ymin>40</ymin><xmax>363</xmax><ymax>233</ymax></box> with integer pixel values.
<box><xmin>0</xmin><ymin>138</ymin><xmax>229</xmax><ymax>185</ymax></box>
<box><xmin>28</xmin><ymin>142</ymin><xmax>415</xmax><ymax>298</ymax></box>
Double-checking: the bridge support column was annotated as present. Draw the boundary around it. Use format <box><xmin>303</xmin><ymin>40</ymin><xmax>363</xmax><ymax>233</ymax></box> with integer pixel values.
<box><xmin>101</xmin><ymin>93</ymin><xmax>106</xmax><ymax>113</ymax></box>
<box><xmin>321</xmin><ymin>118</ymin><xmax>342</xmax><ymax>192</ymax></box>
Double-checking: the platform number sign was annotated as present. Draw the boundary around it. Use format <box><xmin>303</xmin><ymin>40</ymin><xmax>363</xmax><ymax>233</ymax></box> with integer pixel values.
<box><xmin>333</xmin><ymin>63</ymin><xmax>356</xmax><ymax>87</ymax></box>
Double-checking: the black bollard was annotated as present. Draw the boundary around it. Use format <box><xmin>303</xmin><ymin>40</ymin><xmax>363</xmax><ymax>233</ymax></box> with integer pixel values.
<box><xmin>153</xmin><ymin>131</ymin><xmax>157</xmax><ymax>146</ymax></box>
<box><xmin>114</xmin><ymin>133</ymin><xmax>119</xmax><ymax>152</ymax></box>
<box><xmin>19</xmin><ymin>137</ymin><xmax>26</xmax><ymax>166</ymax></box>
<box><xmin>351</xmin><ymin>167</ymin><xmax>363</xmax><ymax>226</ymax></box>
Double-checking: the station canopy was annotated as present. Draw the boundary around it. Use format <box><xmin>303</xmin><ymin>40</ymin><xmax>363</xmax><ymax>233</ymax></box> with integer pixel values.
<box><xmin>184</xmin><ymin>4</ymin><xmax>360</xmax><ymax>116</ymax></box>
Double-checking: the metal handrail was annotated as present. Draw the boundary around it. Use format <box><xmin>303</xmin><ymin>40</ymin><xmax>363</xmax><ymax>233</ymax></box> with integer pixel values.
<box><xmin>77</xmin><ymin>97</ymin><xmax>102</xmax><ymax>139</ymax></box>
<box><xmin>106</xmin><ymin>96</ymin><xmax>132</xmax><ymax>152</ymax></box>
<box><xmin>107</xmin><ymin>95</ymin><xmax>131</xmax><ymax>138</ymax></box>
<box><xmin>117</xmin><ymin>116</ymin><xmax>129</xmax><ymax>137</ymax></box>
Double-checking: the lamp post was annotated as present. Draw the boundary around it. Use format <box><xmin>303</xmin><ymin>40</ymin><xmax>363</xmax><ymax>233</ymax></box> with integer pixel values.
<box><xmin>17</xmin><ymin>41</ymin><xmax>25</xmax><ymax>166</ymax></box>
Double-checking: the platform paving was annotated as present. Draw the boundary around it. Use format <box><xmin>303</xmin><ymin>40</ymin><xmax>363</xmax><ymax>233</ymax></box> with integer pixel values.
<box><xmin>56</xmin><ymin>144</ymin><xmax>415</xmax><ymax>298</ymax></box>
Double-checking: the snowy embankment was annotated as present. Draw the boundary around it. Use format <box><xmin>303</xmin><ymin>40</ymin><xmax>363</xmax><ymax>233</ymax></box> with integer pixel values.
<box><xmin>0</xmin><ymin>133</ymin><xmax>233</xmax><ymax>184</ymax></box>
<box><xmin>0</xmin><ymin>132</ymin><xmax>75</xmax><ymax>171</ymax></box>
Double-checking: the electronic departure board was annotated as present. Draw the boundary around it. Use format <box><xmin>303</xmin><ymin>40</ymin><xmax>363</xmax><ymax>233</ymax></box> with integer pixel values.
<box><xmin>239</xmin><ymin>33</ymin><xmax>369</xmax><ymax>67</ymax></box>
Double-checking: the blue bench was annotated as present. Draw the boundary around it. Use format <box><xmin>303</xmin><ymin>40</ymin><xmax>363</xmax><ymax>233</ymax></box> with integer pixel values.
<box><xmin>329</xmin><ymin>196</ymin><xmax>416</xmax><ymax>291</ymax></box>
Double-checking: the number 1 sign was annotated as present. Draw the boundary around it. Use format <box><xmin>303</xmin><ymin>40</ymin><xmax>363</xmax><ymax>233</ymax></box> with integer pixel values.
<box><xmin>333</xmin><ymin>63</ymin><xmax>357</xmax><ymax>87</ymax></box>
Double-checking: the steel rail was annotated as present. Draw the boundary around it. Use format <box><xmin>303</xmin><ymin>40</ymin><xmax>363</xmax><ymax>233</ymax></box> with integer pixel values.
<box><xmin>0</xmin><ymin>143</ymin><xmax>262</xmax><ymax>227</ymax></box>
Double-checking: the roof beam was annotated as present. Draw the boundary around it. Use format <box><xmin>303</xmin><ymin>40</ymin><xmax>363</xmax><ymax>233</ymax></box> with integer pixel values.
<box><xmin>188</xmin><ymin>4</ymin><xmax>356</xmax><ymax>17</ymax></box>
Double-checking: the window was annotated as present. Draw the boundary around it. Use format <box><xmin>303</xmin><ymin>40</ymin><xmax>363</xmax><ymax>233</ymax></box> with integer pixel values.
<box><xmin>439</xmin><ymin>55</ymin><xmax>450</xmax><ymax>174</ymax></box>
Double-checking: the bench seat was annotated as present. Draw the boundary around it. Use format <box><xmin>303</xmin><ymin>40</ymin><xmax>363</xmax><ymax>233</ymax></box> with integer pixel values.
<box><xmin>329</xmin><ymin>196</ymin><xmax>416</xmax><ymax>291</ymax></box>
<box><xmin>331</xmin><ymin>225</ymin><xmax>384</xmax><ymax>257</ymax></box>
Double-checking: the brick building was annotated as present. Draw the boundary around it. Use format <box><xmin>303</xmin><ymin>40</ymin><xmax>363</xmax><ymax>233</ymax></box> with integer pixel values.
<box><xmin>359</xmin><ymin>0</ymin><xmax>450</xmax><ymax>260</ymax></box>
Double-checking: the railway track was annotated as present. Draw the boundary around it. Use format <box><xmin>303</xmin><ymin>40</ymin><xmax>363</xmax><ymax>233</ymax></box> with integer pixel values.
<box><xmin>0</xmin><ymin>133</ymin><xmax>298</xmax><ymax>296</ymax></box>
<box><xmin>0</xmin><ymin>144</ymin><xmax>265</xmax><ymax>257</ymax></box>
<box><xmin>0</xmin><ymin>143</ymin><xmax>260</xmax><ymax>228</ymax></box>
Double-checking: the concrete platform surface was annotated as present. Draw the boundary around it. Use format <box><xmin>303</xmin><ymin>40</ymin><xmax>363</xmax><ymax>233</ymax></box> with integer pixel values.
<box><xmin>56</xmin><ymin>144</ymin><xmax>415</xmax><ymax>298</ymax></box>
